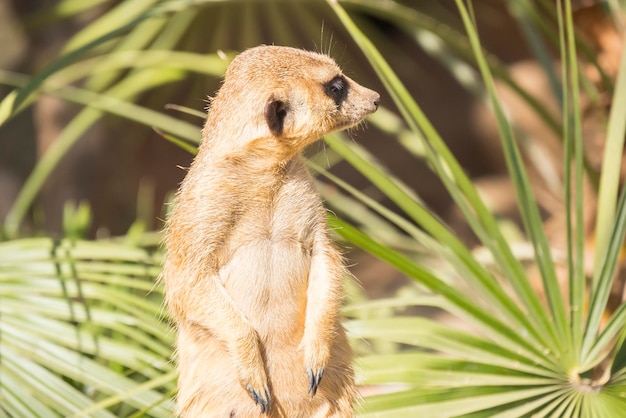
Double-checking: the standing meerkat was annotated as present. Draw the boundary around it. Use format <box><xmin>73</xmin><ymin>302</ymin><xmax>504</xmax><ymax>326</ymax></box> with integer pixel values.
<box><xmin>162</xmin><ymin>45</ymin><xmax>380</xmax><ymax>417</ymax></box>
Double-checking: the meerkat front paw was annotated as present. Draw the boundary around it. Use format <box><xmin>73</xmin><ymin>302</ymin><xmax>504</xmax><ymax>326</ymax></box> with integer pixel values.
<box><xmin>301</xmin><ymin>338</ymin><xmax>330</xmax><ymax>396</ymax></box>
<box><xmin>245</xmin><ymin>383</ymin><xmax>271</xmax><ymax>414</ymax></box>
<box><xmin>232</xmin><ymin>331</ymin><xmax>272</xmax><ymax>414</ymax></box>
<box><xmin>238</xmin><ymin>363</ymin><xmax>271</xmax><ymax>414</ymax></box>
<box><xmin>307</xmin><ymin>366</ymin><xmax>325</xmax><ymax>396</ymax></box>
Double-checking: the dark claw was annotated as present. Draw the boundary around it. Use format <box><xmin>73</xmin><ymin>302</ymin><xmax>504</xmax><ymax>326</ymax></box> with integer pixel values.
<box><xmin>307</xmin><ymin>367</ymin><xmax>325</xmax><ymax>396</ymax></box>
<box><xmin>246</xmin><ymin>385</ymin><xmax>271</xmax><ymax>415</ymax></box>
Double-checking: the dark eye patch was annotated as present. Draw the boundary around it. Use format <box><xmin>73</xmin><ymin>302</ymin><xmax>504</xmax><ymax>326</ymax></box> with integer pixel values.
<box><xmin>323</xmin><ymin>76</ymin><xmax>348</xmax><ymax>106</ymax></box>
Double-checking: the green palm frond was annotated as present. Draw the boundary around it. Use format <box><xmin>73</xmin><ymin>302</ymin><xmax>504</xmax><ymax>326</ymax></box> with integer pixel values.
<box><xmin>327</xmin><ymin>0</ymin><xmax>626</xmax><ymax>415</ymax></box>
<box><xmin>0</xmin><ymin>238</ymin><xmax>174</xmax><ymax>417</ymax></box>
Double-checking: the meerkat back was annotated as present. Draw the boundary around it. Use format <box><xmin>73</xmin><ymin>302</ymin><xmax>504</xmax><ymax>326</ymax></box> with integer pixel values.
<box><xmin>162</xmin><ymin>45</ymin><xmax>379</xmax><ymax>417</ymax></box>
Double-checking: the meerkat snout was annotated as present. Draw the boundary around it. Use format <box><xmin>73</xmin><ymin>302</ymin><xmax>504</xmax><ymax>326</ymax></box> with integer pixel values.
<box><xmin>323</xmin><ymin>74</ymin><xmax>380</xmax><ymax>115</ymax></box>
<box><xmin>328</xmin><ymin>77</ymin><xmax>380</xmax><ymax>130</ymax></box>
<box><xmin>163</xmin><ymin>45</ymin><xmax>379</xmax><ymax>417</ymax></box>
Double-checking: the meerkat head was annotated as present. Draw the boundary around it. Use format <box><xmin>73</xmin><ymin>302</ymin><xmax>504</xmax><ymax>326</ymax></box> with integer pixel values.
<box><xmin>204</xmin><ymin>45</ymin><xmax>380</xmax><ymax>160</ymax></box>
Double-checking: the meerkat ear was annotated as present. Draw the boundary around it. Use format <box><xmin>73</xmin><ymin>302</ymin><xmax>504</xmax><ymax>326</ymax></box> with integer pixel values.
<box><xmin>265</xmin><ymin>97</ymin><xmax>287</xmax><ymax>137</ymax></box>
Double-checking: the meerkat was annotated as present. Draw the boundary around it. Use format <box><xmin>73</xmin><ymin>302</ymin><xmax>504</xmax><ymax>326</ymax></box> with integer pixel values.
<box><xmin>162</xmin><ymin>45</ymin><xmax>380</xmax><ymax>417</ymax></box>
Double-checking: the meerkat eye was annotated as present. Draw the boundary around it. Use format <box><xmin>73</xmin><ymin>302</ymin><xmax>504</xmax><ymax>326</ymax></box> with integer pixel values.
<box><xmin>323</xmin><ymin>76</ymin><xmax>348</xmax><ymax>106</ymax></box>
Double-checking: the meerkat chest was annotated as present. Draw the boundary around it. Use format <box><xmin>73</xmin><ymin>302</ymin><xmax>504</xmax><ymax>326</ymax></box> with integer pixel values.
<box><xmin>228</xmin><ymin>159</ymin><xmax>323</xmax><ymax>250</ymax></box>
<box><xmin>227</xmin><ymin>172</ymin><xmax>322</xmax><ymax>260</ymax></box>
<box><xmin>218</xmin><ymin>162</ymin><xmax>325</xmax><ymax>329</ymax></box>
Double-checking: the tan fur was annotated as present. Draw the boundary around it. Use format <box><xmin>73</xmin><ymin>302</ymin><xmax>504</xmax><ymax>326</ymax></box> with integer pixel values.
<box><xmin>162</xmin><ymin>45</ymin><xmax>379</xmax><ymax>418</ymax></box>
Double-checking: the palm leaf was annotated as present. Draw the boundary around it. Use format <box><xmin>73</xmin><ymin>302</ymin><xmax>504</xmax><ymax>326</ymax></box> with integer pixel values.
<box><xmin>0</xmin><ymin>238</ymin><xmax>174</xmax><ymax>416</ymax></box>
<box><xmin>327</xmin><ymin>0</ymin><xmax>626</xmax><ymax>415</ymax></box>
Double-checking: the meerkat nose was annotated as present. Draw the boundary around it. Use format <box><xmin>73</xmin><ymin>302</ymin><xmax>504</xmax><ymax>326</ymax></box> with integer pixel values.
<box><xmin>373</xmin><ymin>95</ymin><xmax>380</xmax><ymax>109</ymax></box>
